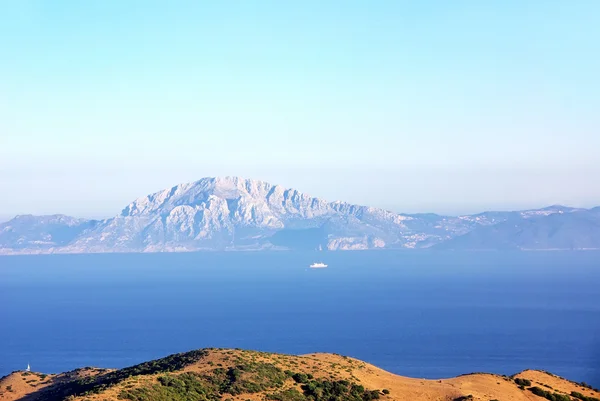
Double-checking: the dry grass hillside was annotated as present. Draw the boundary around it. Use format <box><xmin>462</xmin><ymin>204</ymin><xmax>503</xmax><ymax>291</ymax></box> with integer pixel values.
<box><xmin>0</xmin><ymin>349</ymin><xmax>598</xmax><ymax>401</ymax></box>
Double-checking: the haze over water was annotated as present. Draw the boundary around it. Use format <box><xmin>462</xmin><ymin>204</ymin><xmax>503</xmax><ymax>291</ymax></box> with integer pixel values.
<box><xmin>1</xmin><ymin>251</ymin><xmax>599</xmax><ymax>386</ymax></box>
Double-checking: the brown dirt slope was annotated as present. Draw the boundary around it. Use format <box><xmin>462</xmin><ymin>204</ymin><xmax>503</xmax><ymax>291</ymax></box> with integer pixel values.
<box><xmin>0</xmin><ymin>349</ymin><xmax>597</xmax><ymax>401</ymax></box>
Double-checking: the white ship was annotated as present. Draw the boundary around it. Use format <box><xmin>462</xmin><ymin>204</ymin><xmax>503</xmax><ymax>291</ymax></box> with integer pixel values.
<box><xmin>26</xmin><ymin>363</ymin><xmax>30</xmax><ymax>372</ymax></box>
<box><xmin>309</xmin><ymin>262</ymin><xmax>328</xmax><ymax>268</ymax></box>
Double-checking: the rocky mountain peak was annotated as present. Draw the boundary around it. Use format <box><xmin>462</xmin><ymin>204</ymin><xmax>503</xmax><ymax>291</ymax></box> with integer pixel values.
<box><xmin>120</xmin><ymin>177</ymin><xmax>282</xmax><ymax>218</ymax></box>
<box><xmin>2</xmin><ymin>178</ymin><xmax>599</xmax><ymax>254</ymax></box>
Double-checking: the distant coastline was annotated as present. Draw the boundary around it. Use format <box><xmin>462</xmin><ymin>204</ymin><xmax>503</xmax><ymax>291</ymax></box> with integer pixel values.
<box><xmin>1</xmin><ymin>177</ymin><xmax>599</xmax><ymax>255</ymax></box>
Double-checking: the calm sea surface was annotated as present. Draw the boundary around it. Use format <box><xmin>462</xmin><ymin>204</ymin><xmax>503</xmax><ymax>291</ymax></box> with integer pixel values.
<box><xmin>1</xmin><ymin>251</ymin><xmax>599</xmax><ymax>386</ymax></box>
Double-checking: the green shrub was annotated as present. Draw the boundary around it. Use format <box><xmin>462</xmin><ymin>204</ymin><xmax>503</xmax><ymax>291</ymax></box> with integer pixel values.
<box><xmin>267</xmin><ymin>388</ymin><xmax>306</xmax><ymax>401</ymax></box>
<box><xmin>515</xmin><ymin>378</ymin><xmax>532</xmax><ymax>387</ymax></box>
<box><xmin>291</xmin><ymin>373</ymin><xmax>310</xmax><ymax>384</ymax></box>
<box><xmin>528</xmin><ymin>386</ymin><xmax>572</xmax><ymax>401</ymax></box>
<box><xmin>301</xmin><ymin>379</ymin><xmax>379</xmax><ymax>401</ymax></box>
<box><xmin>120</xmin><ymin>372</ymin><xmax>216</xmax><ymax>401</ymax></box>
<box><xmin>122</xmin><ymin>366</ymin><xmax>381</xmax><ymax>401</ymax></box>
<box><xmin>28</xmin><ymin>349</ymin><xmax>208</xmax><ymax>401</ymax></box>
<box><xmin>571</xmin><ymin>392</ymin><xmax>600</xmax><ymax>401</ymax></box>
<box><xmin>197</xmin><ymin>362</ymin><xmax>289</xmax><ymax>396</ymax></box>
<box><xmin>530</xmin><ymin>387</ymin><xmax>549</xmax><ymax>397</ymax></box>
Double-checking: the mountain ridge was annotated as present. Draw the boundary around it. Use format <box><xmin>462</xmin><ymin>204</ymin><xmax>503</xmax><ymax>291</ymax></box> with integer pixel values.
<box><xmin>1</xmin><ymin>177</ymin><xmax>598</xmax><ymax>254</ymax></box>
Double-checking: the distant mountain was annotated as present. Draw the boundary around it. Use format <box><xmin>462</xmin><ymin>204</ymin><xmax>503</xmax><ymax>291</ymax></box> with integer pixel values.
<box><xmin>435</xmin><ymin>208</ymin><xmax>600</xmax><ymax>250</ymax></box>
<box><xmin>0</xmin><ymin>215</ymin><xmax>97</xmax><ymax>253</ymax></box>
<box><xmin>0</xmin><ymin>177</ymin><xmax>598</xmax><ymax>254</ymax></box>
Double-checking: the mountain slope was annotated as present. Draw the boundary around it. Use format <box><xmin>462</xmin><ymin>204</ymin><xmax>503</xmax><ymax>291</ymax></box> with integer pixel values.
<box><xmin>1</xmin><ymin>348</ymin><xmax>598</xmax><ymax>401</ymax></box>
<box><xmin>0</xmin><ymin>215</ymin><xmax>97</xmax><ymax>253</ymax></box>
<box><xmin>0</xmin><ymin>177</ymin><xmax>598</xmax><ymax>254</ymax></box>
<box><xmin>436</xmin><ymin>209</ymin><xmax>600</xmax><ymax>250</ymax></box>
<box><xmin>59</xmin><ymin>177</ymin><xmax>451</xmax><ymax>252</ymax></box>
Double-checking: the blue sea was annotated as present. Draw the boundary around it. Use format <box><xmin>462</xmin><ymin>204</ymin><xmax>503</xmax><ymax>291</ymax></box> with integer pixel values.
<box><xmin>1</xmin><ymin>251</ymin><xmax>599</xmax><ymax>386</ymax></box>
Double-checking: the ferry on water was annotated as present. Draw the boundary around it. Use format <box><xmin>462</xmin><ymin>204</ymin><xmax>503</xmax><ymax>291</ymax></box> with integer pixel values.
<box><xmin>309</xmin><ymin>262</ymin><xmax>328</xmax><ymax>268</ymax></box>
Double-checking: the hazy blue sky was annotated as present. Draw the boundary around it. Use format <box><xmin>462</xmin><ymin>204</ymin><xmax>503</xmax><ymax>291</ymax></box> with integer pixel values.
<box><xmin>1</xmin><ymin>0</ymin><xmax>599</xmax><ymax>219</ymax></box>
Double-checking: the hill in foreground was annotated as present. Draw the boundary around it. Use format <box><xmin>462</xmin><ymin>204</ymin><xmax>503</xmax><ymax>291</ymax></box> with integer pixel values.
<box><xmin>1</xmin><ymin>348</ymin><xmax>598</xmax><ymax>401</ymax></box>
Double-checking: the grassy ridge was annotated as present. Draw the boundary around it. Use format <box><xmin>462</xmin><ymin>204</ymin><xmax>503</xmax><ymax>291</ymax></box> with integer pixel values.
<box><xmin>38</xmin><ymin>350</ymin><xmax>208</xmax><ymax>400</ymax></box>
<box><xmin>119</xmin><ymin>360</ymin><xmax>382</xmax><ymax>401</ymax></box>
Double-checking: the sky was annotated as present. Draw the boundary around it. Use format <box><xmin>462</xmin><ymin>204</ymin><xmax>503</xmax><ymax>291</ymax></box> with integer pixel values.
<box><xmin>1</xmin><ymin>0</ymin><xmax>599</xmax><ymax>219</ymax></box>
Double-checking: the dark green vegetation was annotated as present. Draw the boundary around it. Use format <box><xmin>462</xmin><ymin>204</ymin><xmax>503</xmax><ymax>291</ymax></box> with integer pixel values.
<box><xmin>266</xmin><ymin>378</ymin><xmax>381</xmax><ymax>401</ymax></box>
<box><xmin>289</xmin><ymin>372</ymin><xmax>314</xmax><ymax>384</ymax></box>
<box><xmin>529</xmin><ymin>386</ymin><xmax>572</xmax><ymax>401</ymax></box>
<box><xmin>212</xmin><ymin>362</ymin><xmax>289</xmax><ymax>394</ymax></box>
<box><xmin>299</xmin><ymin>379</ymin><xmax>380</xmax><ymax>401</ymax></box>
<box><xmin>580</xmin><ymin>383</ymin><xmax>600</xmax><ymax>392</ymax></box>
<box><xmin>6</xmin><ymin>349</ymin><xmax>596</xmax><ymax>401</ymax></box>
<box><xmin>515</xmin><ymin>378</ymin><xmax>532</xmax><ymax>387</ymax></box>
<box><xmin>119</xmin><ymin>361</ymin><xmax>382</xmax><ymax>401</ymax></box>
<box><xmin>34</xmin><ymin>350</ymin><xmax>208</xmax><ymax>401</ymax></box>
<box><xmin>119</xmin><ymin>372</ymin><xmax>219</xmax><ymax>401</ymax></box>
<box><xmin>267</xmin><ymin>388</ymin><xmax>307</xmax><ymax>401</ymax></box>
<box><xmin>572</xmin><ymin>391</ymin><xmax>600</xmax><ymax>401</ymax></box>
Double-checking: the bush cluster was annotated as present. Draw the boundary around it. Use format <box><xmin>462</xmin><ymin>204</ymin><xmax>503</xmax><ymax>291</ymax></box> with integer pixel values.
<box><xmin>515</xmin><ymin>378</ymin><xmax>532</xmax><ymax>387</ymax></box>
<box><xmin>121</xmin><ymin>362</ymin><xmax>288</xmax><ymax>401</ymax></box>
<box><xmin>581</xmin><ymin>384</ymin><xmax>593</xmax><ymax>390</ymax></box>
<box><xmin>121</xmin><ymin>372</ymin><xmax>219</xmax><ymax>401</ymax></box>
<box><xmin>214</xmin><ymin>363</ymin><xmax>288</xmax><ymax>395</ymax></box>
<box><xmin>267</xmin><ymin>388</ymin><xmax>309</xmax><ymax>401</ymax></box>
<box><xmin>301</xmin><ymin>379</ymin><xmax>380</xmax><ymax>401</ymax></box>
<box><xmin>290</xmin><ymin>373</ymin><xmax>315</xmax><ymax>384</ymax></box>
<box><xmin>572</xmin><ymin>391</ymin><xmax>600</xmax><ymax>401</ymax></box>
<box><xmin>33</xmin><ymin>350</ymin><xmax>209</xmax><ymax>401</ymax></box>
<box><xmin>121</xmin><ymin>367</ymin><xmax>383</xmax><ymax>401</ymax></box>
<box><xmin>529</xmin><ymin>386</ymin><xmax>571</xmax><ymax>401</ymax></box>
